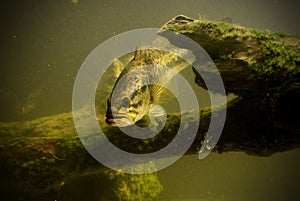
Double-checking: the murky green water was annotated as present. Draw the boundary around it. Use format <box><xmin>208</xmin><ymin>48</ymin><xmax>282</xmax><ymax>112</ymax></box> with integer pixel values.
<box><xmin>157</xmin><ymin>150</ymin><xmax>300</xmax><ymax>201</ymax></box>
<box><xmin>1</xmin><ymin>0</ymin><xmax>300</xmax><ymax>122</ymax></box>
<box><xmin>1</xmin><ymin>0</ymin><xmax>299</xmax><ymax>200</ymax></box>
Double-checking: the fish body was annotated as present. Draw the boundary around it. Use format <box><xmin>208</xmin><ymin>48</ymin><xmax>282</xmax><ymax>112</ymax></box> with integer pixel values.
<box><xmin>105</xmin><ymin>47</ymin><xmax>188</xmax><ymax>127</ymax></box>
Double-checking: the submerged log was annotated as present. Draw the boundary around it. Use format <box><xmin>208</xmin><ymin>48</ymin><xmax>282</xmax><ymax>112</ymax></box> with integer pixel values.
<box><xmin>161</xmin><ymin>15</ymin><xmax>300</xmax><ymax>155</ymax></box>
<box><xmin>0</xmin><ymin>15</ymin><xmax>299</xmax><ymax>197</ymax></box>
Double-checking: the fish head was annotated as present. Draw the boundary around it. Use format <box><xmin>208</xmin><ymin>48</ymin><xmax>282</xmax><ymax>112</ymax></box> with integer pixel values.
<box><xmin>106</xmin><ymin>96</ymin><xmax>134</xmax><ymax>127</ymax></box>
<box><xmin>105</xmin><ymin>70</ymin><xmax>151</xmax><ymax>127</ymax></box>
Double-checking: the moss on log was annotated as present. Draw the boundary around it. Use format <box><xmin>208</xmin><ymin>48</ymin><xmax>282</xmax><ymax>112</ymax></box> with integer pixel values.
<box><xmin>1</xmin><ymin>15</ymin><xmax>299</xmax><ymax>199</ymax></box>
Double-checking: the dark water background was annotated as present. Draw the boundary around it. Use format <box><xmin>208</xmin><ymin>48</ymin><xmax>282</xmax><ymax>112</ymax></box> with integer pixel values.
<box><xmin>157</xmin><ymin>150</ymin><xmax>300</xmax><ymax>201</ymax></box>
<box><xmin>1</xmin><ymin>0</ymin><xmax>300</xmax><ymax>122</ymax></box>
<box><xmin>1</xmin><ymin>1</ymin><xmax>300</xmax><ymax>200</ymax></box>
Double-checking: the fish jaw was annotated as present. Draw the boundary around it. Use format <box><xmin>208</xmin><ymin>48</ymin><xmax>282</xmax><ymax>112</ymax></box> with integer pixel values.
<box><xmin>105</xmin><ymin>114</ymin><xmax>135</xmax><ymax>127</ymax></box>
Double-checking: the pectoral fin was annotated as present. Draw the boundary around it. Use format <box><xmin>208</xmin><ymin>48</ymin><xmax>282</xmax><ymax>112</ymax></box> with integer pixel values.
<box><xmin>148</xmin><ymin>104</ymin><xmax>167</xmax><ymax>130</ymax></box>
<box><xmin>149</xmin><ymin>104</ymin><xmax>167</xmax><ymax>118</ymax></box>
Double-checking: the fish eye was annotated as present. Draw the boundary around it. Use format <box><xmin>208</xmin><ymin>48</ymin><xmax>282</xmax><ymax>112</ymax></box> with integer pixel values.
<box><xmin>121</xmin><ymin>97</ymin><xmax>130</xmax><ymax>108</ymax></box>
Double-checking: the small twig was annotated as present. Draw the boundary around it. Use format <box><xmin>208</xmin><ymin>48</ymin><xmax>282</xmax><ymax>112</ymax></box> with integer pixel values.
<box><xmin>49</xmin><ymin>150</ymin><xmax>64</xmax><ymax>160</ymax></box>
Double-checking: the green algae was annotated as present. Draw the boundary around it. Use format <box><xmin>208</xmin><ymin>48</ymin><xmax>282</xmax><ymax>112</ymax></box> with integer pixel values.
<box><xmin>58</xmin><ymin>167</ymin><xmax>163</xmax><ymax>201</ymax></box>
<box><xmin>164</xmin><ymin>15</ymin><xmax>299</xmax><ymax>116</ymax></box>
<box><xmin>250</xmin><ymin>31</ymin><xmax>300</xmax><ymax>82</ymax></box>
<box><xmin>165</xmin><ymin>16</ymin><xmax>299</xmax><ymax>82</ymax></box>
<box><xmin>1</xmin><ymin>129</ymin><xmax>163</xmax><ymax>200</ymax></box>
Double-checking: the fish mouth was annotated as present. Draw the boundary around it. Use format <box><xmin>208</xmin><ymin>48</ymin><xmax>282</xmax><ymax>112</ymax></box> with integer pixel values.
<box><xmin>105</xmin><ymin>118</ymin><xmax>116</xmax><ymax>125</ymax></box>
<box><xmin>105</xmin><ymin>114</ymin><xmax>134</xmax><ymax>127</ymax></box>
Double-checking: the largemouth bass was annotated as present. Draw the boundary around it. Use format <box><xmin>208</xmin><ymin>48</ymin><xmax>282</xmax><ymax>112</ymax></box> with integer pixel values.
<box><xmin>105</xmin><ymin>47</ymin><xmax>190</xmax><ymax>127</ymax></box>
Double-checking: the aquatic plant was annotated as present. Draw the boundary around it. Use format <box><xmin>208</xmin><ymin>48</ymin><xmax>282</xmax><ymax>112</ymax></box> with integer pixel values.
<box><xmin>222</xmin><ymin>32</ymin><xmax>239</xmax><ymax>39</ymax></box>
